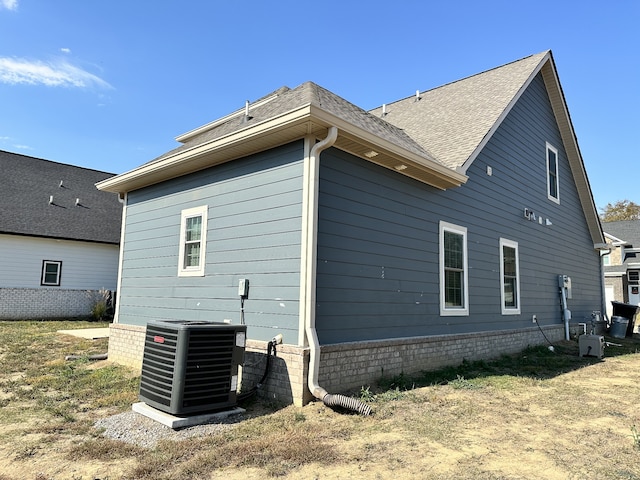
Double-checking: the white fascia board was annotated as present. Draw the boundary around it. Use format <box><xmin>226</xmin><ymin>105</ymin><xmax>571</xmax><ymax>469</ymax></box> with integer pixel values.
<box><xmin>97</xmin><ymin>105</ymin><xmax>315</xmax><ymax>193</ymax></box>
<box><xmin>97</xmin><ymin>102</ymin><xmax>467</xmax><ymax>194</ymax></box>
<box><xmin>604</xmin><ymin>271</ymin><xmax>625</xmax><ymax>277</ymax></box>
<box><xmin>604</xmin><ymin>232</ymin><xmax>626</xmax><ymax>244</ymax></box>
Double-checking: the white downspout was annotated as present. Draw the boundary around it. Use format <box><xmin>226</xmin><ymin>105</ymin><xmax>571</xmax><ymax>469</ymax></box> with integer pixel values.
<box><xmin>599</xmin><ymin>247</ymin><xmax>611</xmax><ymax>323</ymax></box>
<box><xmin>113</xmin><ymin>192</ymin><xmax>127</xmax><ymax>324</ymax></box>
<box><xmin>299</xmin><ymin>127</ymin><xmax>371</xmax><ymax>415</ymax></box>
<box><xmin>303</xmin><ymin>127</ymin><xmax>337</xmax><ymax>401</ymax></box>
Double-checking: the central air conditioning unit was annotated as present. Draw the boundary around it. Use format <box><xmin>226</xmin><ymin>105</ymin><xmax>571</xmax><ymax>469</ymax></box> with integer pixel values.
<box><xmin>139</xmin><ymin>320</ymin><xmax>246</xmax><ymax>416</ymax></box>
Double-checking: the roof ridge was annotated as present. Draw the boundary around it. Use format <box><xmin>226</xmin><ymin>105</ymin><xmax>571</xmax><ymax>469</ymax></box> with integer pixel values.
<box><xmin>0</xmin><ymin>149</ymin><xmax>116</xmax><ymax>175</ymax></box>
<box><xmin>370</xmin><ymin>51</ymin><xmax>550</xmax><ymax>111</ymax></box>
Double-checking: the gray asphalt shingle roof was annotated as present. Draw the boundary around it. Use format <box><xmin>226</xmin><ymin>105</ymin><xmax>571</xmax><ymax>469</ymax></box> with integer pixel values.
<box><xmin>145</xmin><ymin>52</ymin><xmax>549</xmax><ymax>174</ymax></box>
<box><xmin>602</xmin><ymin>221</ymin><xmax>640</xmax><ymax>274</ymax></box>
<box><xmin>96</xmin><ymin>50</ymin><xmax>603</xmax><ymax>245</ymax></box>
<box><xmin>603</xmin><ymin>221</ymin><xmax>640</xmax><ymax>247</ymax></box>
<box><xmin>146</xmin><ymin>82</ymin><xmax>439</xmax><ymax>167</ymax></box>
<box><xmin>368</xmin><ymin>52</ymin><xmax>549</xmax><ymax>170</ymax></box>
<box><xmin>0</xmin><ymin>150</ymin><xmax>122</xmax><ymax>244</ymax></box>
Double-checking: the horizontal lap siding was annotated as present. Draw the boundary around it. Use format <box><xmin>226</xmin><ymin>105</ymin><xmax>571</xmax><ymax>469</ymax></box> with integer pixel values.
<box><xmin>0</xmin><ymin>234</ymin><xmax>118</xmax><ymax>290</ymax></box>
<box><xmin>117</xmin><ymin>142</ymin><xmax>304</xmax><ymax>344</ymax></box>
<box><xmin>316</xmin><ymin>73</ymin><xmax>602</xmax><ymax>344</ymax></box>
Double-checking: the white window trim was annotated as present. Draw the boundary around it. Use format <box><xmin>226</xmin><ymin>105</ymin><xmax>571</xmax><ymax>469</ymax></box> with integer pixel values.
<box><xmin>439</xmin><ymin>221</ymin><xmax>469</xmax><ymax>316</ymax></box>
<box><xmin>178</xmin><ymin>205</ymin><xmax>208</xmax><ymax>277</ymax></box>
<box><xmin>546</xmin><ymin>142</ymin><xmax>560</xmax><ymax>204</ymax></box>
<box><xmin>41</xmin><ymin>260</ymin><xmax>62</xmax><ymax>286</ymax></box>
<box><xmin>499</xmin><ymin>238</ymin><xmax>521</xmax><ymax>315</ymax></box>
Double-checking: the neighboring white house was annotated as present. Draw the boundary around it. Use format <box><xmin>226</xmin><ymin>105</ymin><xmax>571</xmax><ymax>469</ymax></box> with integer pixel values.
<box><xmin>0</xmin><ymin>150</ymin><xmax>122</xmax><ymax>319</ymax></box>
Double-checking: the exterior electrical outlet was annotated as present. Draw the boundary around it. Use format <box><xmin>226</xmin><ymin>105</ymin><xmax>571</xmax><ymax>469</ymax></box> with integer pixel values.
<box><xmin>139</xmin><ymin>320</ymin><xmax>246</xmax><ymax>415</ymax></box>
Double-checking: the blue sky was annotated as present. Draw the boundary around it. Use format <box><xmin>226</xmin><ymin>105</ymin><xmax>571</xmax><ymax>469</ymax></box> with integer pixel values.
<box><xmin>0</xmin><ymin>1</ymin><xmax>637</xmax><ymax>212</ymax></box>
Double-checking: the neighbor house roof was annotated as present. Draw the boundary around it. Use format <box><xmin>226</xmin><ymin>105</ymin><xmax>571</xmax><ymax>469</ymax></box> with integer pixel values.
<box><xmin>603</xmin><ymin>221</ymin><xmax>640</xmax><ymax>247</ymax></box>
<box><xmin>0</xmin><ymin>150</ymin><xmax>122</xmax><ymax>244</ymax></box>
<box><xmin>602</xmin><ymin>220</ymin><xmax>640</xmax><ymax>274</ymax></box>
<box><xmin>97</xmin><ymin>50</ymin><xmax>603</xmax><ymax>245</ymax></box>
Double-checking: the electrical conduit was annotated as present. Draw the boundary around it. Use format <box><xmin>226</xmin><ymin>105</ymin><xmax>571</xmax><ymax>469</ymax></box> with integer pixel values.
<box><xmin>303</xmin><ymin>126</ymin><xmax>372</xmax><ymax>416</ymax></box>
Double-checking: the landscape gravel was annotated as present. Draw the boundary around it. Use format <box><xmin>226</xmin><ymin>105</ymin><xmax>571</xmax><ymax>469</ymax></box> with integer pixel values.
<box><xmin>95</xmin><ymin>410</ymin><xmax>243</xmax><ymax>449</ymax></box>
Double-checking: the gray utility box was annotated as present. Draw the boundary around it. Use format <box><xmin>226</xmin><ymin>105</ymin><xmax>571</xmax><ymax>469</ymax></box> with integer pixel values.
<box><xmin>579</xmin><ymin>334</ymin><xmax>604</xmax><ymax>359</ymax></box>
<box><xmin>139</xmin><ymin>320</ymin><xmax>246</xmax><ymax>415</ymax></box>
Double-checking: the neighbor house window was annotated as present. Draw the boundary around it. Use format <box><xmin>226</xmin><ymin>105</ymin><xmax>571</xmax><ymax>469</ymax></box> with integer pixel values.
<box><xmin>41</xmin><ymin>260</ymin><xmax>62</xmax><ymax>286</ymax></box>
<box><xmin>546</xmin><ymin>143</ymin><xmax>560</xmax><ymax>203</ymax></box>
<box><xmin>178</xmin><ymin>205</ymin><xmax>208</xmax><ymax>277</ymax></box>
<box><xmin>439</xmin><ymin>221</ymin><xmax>468</xmax><ymax>316</ymax></box>
<box><xmin>500</xmin><ymin>238</ymin><xmax>520</xmax><ymax>314</ymax></box>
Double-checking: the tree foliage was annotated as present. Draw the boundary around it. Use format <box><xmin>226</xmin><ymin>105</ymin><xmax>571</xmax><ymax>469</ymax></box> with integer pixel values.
<box><xmin>600</xmin><ymin>200</ymin><xmax>640</xmax><ymax>222</ymax></box>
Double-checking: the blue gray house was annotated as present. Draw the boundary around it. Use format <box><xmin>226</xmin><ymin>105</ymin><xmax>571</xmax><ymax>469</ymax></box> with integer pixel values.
<box><xmin>98</xmin><ymin>51</ymin><xmax>606</xmax><ymax>406</ymax></box>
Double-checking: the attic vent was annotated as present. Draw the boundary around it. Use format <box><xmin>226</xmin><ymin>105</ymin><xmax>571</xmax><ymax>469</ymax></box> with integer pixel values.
<box><xmin>75</xmin><ymin>198</ymin><xmax>80</xmax><ymax>206</ymax></box>
<box><xmin>48</xmin><ymin>195</ymin><xmax>54</xmax><ymax>205</ymax></box>
<box><xmin>243</xmin><ymin>100</ymin><xmax>252</xmax><ymax>122</ymax></box>
<box><xmin>415</xmin><ymin>90</ymin><xmax>421</xmax><ymax>101</ymax></box>
<box><xmin>382</xmin><ymin>104</ymin><xmax>387</xmax><ymax>116</ymax></box>
<box><xmin>59</xmin><ymin>180</ymin><xmax>64</xmax><ymax>188</ymax></box>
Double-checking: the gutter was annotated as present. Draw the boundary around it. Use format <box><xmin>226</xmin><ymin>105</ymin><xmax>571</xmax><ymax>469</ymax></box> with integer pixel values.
<box><xmin>97</xmin><ymin>104</ymin><xmax>466</xmax><ymax>195</ymax></box>
<box><xmin>302</xmin><ymin>126</ymin><xmax>371</xmax><ymax>416</ymax></box>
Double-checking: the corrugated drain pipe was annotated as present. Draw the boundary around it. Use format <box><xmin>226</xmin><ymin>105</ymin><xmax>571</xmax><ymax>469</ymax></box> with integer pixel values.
<box><xmin>304</xmin><ymin>126</ymin><xmax>371</xmax><ymax>416</ymax></box>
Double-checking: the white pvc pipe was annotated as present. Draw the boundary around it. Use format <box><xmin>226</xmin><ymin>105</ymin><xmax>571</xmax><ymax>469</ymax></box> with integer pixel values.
<box><xmin>560</xmin><ymin>287</ymin><xmax>570</xmax><ymax>341</ymax></box>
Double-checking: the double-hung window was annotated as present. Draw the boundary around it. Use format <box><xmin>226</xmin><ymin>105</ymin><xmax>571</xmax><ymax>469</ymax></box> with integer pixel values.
<box><xmin>41</xmin><ymin>260</ymin><xmax>62</xmax><ymax>286</ymax></box>
<box><xmin>500</xmin><ymin>238</ymin><xmax>520</xmax><ymax>314</ymax></box>
<box><xmin>178</xmin><ymin>205</ymin><xmax>208</xmax><ymax>277</ymax></box>
<box><xmin>439</xmin><ymin>221</ymin><xmax>468</xmax><ymax>316</ymax></box>
<box><xmin>546</xmin><ymin>143</ymin><xmax>560</xmax><ymax>203</ymax></box>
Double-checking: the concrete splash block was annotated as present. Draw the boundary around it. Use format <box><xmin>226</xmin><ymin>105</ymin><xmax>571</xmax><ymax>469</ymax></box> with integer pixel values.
<box><xmin>132</xmin><ymin>402</ymin><xmax>245</xmax><ymax>430</ymax></box>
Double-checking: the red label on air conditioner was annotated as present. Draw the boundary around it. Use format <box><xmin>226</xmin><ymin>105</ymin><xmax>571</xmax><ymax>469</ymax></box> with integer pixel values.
<box><xmin>153</xmin><ymin>335</ymin><xmax>165</xmax><ymax>344</ymax></box>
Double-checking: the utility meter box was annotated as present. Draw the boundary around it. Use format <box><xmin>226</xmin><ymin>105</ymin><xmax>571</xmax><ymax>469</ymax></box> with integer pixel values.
<box><xmin>579</xmin><ymin>334</ymin><xmax>604</xmax><ymax>359</ymax></box>
<box><xmin>558</xmin><ymin>274</ymin><xmax>572</xmax><ymax>299</ymax></box>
